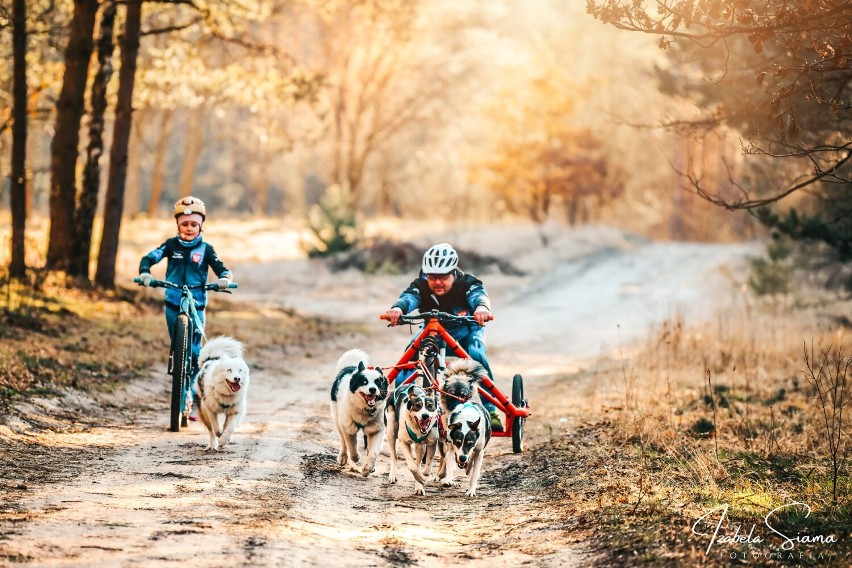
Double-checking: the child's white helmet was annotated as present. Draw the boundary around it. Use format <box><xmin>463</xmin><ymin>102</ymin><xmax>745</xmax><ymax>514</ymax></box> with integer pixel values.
<box><xmin>173</xmin><ymin>196</ymin><xmax>206</xmax><ymax>220</ymax></box>
<box><xmin>422</xmin><ymin>243</ymin><xmax>459</xmax><ymax>274</ymax></box>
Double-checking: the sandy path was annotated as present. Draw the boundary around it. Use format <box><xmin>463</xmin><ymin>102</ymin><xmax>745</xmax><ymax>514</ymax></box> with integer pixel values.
<box><xmin>1</xmin><ymin>230</ymin><xmax>754</xmax><ymax>567</ymax></box>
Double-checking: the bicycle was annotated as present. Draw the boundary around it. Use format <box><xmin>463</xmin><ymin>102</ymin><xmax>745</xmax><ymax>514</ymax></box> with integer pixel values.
<box><xmin>379</xmin><ymin>310</ymin><xmax>530</xmax><ymax>453</ymax></box>
<box><xmin>134</xmin><ymin>277</ymin><xmax>238</xmax><ymax>432</ymax></box>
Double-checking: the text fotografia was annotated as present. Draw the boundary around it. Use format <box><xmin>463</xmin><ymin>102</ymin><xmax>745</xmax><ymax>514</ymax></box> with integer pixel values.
<box><xmin>691</xmin><ymin>502</ymin><xmax>836</xmax><ymax>556</ymax></box>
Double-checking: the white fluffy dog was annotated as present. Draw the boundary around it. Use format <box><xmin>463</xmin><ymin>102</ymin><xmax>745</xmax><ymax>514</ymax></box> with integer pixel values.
<box><xmin>330</xmin><ymin>349</ymin><xmax>389</xmax><ymax>477</ymax></box>
<box><xmin>194</xmin><ymin>336</ymin><xmax>250</xmax><ymax>451</ymax></box>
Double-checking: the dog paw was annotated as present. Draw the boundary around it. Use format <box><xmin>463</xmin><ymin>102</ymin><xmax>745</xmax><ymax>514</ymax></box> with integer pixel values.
<box><xmin>337</xmin><ymin>452</ymin><xmax>348</xmax><ymax>466</ymax></box>
<box><xmin>360</xmin><ymin>464</ymin><xmax>375</xmax><ymax>477</ymax></box>
<box><xmin>388</xmin><ymin>473</ymin><xmax>397</xmax><ymax>484</ymax></box>
<box><xmin>441</xmin><ymin>479</ymin><xmax>457</xmax><ymax>487</ymax></box>
<box><xmin>414</xmin><ymin>483</ymin><xmax>426</xmax><ymax>496</ymax></box>
<box><xmin>465</xmin><ymin>488</ymin><xmax>478</xmax><ymax>498</ymax></box>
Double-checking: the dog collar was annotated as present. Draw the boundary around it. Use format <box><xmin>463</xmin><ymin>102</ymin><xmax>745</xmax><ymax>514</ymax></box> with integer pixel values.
<box><xmin>219</xmin><ymin>402</ymin><xmax>232</xmax><ymax>410</ymax></box>
<box><xmin>405</xmin><ymin>421</ymin><xmax>435</xmax><ymax>443</ymax></box>
<box><xmin>354</xmin><ymin>421</ymin><xmax>364</xmax><ymax>430</ymax></box>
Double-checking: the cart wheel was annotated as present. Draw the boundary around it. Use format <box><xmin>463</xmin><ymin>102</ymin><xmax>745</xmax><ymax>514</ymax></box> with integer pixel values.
<box><xmin>511</xmin><ymin>374</ymin><xmax>526</xmax><ymax>453</ymax></box>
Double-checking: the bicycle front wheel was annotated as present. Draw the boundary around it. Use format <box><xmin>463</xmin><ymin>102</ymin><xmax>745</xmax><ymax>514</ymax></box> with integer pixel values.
<box><xmin>170</xmin><ymin>314</ymin><xmax>191</xmax><ymax>432</ymax></box>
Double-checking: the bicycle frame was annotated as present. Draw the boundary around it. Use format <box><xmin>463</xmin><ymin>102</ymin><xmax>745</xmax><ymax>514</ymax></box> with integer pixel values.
<box><xmin>135</xmin><ymin>277</ymin><xmax>237</xmax><ymax>431</ymax></box>
<box><xmin>382</xmin><ymin>312</ymin><xmax>531</xmax><ymax>440</ymax></box>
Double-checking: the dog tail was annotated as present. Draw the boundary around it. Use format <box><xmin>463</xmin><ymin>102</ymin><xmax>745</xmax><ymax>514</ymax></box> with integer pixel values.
<box><xmin>336</xmin><ymin>348</ymin><xmax>369</xmax><ymax>372</ymax></box>
<box><xmin>444</xmin><ymin>358</ymin><xmax>488</xmax><ymax>383</ymax></box>
<box><xmin>199</xmin><ymin>335</ymin><xmax>244</xmax><ymax>364</ymax></box>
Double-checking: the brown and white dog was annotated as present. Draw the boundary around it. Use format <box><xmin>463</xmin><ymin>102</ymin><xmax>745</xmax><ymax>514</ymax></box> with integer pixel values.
<box><xmin>330</xmin><ymin>349</ymin><xmax>389</xmax><ymax>477</ymax></box>
<box><xmin>385</xmin><ymin>383</ymin><xmax>440</xmax><ymax>495</ymax></box>
<box><xmin>194</xmin><ymin>336</ymin><xmax>250</xmax><ymax>451</ymax></box>
<box><xmin>438</xmin><ymin>358</ymin><xmax>488</xmax><ymax>415</ymax></box>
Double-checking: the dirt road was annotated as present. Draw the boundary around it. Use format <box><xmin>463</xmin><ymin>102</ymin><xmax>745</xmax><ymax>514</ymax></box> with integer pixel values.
<box><xmin>0</xmin><ymin>227</ymin><xmax>755</xmax><ymax>567</ymax></box>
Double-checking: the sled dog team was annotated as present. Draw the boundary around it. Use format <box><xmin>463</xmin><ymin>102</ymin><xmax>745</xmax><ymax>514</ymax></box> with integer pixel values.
<box><xmin>331</xmin><ymin>349</ymin><xmax>492</xmax><ymax>498</ymax></box>
<box><xmin>190</xmin><ymin>340</ymin><xmax>492</xmax><ymax>498</ymax></box>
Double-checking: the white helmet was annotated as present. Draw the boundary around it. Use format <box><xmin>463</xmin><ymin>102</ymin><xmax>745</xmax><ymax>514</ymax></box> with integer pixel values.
<box><xmin>422</xmin><ymin>243</ymin><xmax>459</xmax><ymax>274</ymax></box>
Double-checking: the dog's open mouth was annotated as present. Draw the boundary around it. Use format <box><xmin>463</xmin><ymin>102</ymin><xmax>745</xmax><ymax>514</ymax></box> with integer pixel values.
<box><xmin>360</xmin><ymin>393</ymin><xmax>377</xmax><ymax>407</ymax></box>
<box><xmin>226</xmin><ymin>380</ymin><xmax>241</xmax><ymax>393</ymax></box>
<box><xmin>456</xmin><ymin>456</ymin><xmax>469</xmax><ymax>470</ymax></box>
<box><xmin>416</xmin><ymin>417</ymin><xmax>433</xmax><ymax>434</ymax></box>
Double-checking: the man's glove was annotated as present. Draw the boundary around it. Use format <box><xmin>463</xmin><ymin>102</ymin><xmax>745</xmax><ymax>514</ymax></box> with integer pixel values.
<box><xmin>216</xmin><ymin>276</ymin><xmax>231</xmax><ymax>290</ymax></box>
<box><xmin>138</xmin><ymin>273</ymin><xmax>152</xmax><ymax>287</ymax></box>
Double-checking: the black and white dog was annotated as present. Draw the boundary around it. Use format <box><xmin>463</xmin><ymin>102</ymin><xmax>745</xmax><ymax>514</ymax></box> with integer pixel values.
<box><xmin>434</xmin><ymin>358</ymin><xmax>487</xmax><ymax>482</ymax></box>
<box><xmin>194</xmin><ymin>336</ymin><xmax>250</xmax><ymax>452</ymax></box>
<box><xmin>385</xmin><ymin>383</ymin><xmax>440</xmax><ymax>495</ymax></box>
<box><xmin>440</xmin><ymin>401</ymin><xmax>492</xmax><ymax>497</ymax></box>
<box><xmin>330</xmin><ymin>349</ymin><xmax>389</xmax><ymax>477</ymax></box>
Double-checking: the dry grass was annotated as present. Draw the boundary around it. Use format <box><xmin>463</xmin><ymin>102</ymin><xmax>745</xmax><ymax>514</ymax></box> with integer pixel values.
<box><xmin>551</xmin><ymin>293</ymin><xmax>852</xmax><ymax>566</ymax></box>
<box><xmin>0</xmin><ymin>276</ymin><xmax>161</xmax><ymax>399</ymax></box>
<box><xmin>0</xmin><ymin>273</ymin><xmax>343</xmax><ymax>412</ymax></box>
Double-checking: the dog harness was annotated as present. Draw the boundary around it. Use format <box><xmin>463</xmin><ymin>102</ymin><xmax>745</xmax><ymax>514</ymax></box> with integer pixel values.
<box><xmin>405</xmin><ymin>420</ymin><xmax>436</xmax><ymax>443</ymax></box>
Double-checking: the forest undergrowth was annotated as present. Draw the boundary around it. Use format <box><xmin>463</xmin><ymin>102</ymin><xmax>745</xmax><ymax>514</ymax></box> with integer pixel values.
<box><xmin>554</xmin><ymin>291</ymin><xmax>852</xmax><ymax>566</ymax></box>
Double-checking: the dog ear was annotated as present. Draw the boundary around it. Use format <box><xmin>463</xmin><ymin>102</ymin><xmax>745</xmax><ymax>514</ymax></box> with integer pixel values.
<box><xmin>469</xmin><ymin>418</ymin><xmax>481</xmax><ymax>431</ymax></box>
<box><xmin>449</xmin><ymin>421</ymin><xmax>463</xmax><ymax>431</ymax></box>
<box><xmin>357</xmin><ymin>361</ymin><xmax>366</xmax><ymax>373</ymax></box>
<box><xmin>405</xmin><ymin>388</ymin><xmax>418</xmax><ymax>409</ymax></box>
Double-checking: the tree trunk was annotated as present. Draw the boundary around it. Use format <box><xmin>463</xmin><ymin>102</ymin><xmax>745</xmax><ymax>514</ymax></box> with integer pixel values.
<box><xmin>71</xmin><ymin>0</ymin><xmax>116</xmax><ymax>282</ymax></box>
<box><xmin>146</xmin><ymin>109</ymin><xmax>174</xmax><ymax>216</ymax></box>
<box><xmin>123</xmin><ymin>108</ymin><xmax>144</xmax><ymax>217</ymax></box>
<box><xmin>254</xmin><ymin>146</ymin><xmax>270</xmax><ymax>216</ymax></box>
<box><xmin>95</xmin><ymin>0</ymin><xmax>141</xmax><ymax>289</ymax></box>
<box><xmin>669</xmin><ymin>134</ymin><xmax>690</xmax><ymax>240</ymax></box>
<box><xmin>177</xmin><ymin>105</ymin><xmax>206</xmax><ymax>198</ymax></box>
<box><xmin>9</xmin><ymin>0</ymin><xmax>27</xmax><ymax>279</ymax></box>
<box><xmin>46</xmin><ymin>0</ymin><xmax>98</xmax><ymax>272</ymax></box>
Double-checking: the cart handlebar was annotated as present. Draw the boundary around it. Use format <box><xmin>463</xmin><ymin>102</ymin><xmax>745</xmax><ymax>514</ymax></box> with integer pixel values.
<box><xmin>379</xmin><ymin>309</ymin><xmax>490</xmax><ymax>327</ymax></box>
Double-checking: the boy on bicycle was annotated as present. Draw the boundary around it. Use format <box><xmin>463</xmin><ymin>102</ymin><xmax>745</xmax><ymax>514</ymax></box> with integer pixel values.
<box><xmin>383</xmin><ymin>242</ymin><xmax>503</xmax><ymax>431</ymax></box>
<box><xmin>137</xmin><ymin>196</ymin><xmax>233</xmax><ymax>415</ymax></box>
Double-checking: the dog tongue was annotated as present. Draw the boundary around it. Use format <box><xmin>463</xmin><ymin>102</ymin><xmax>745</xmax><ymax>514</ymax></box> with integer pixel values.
<box><xmin>227</xmin><ymin>381</ymin><xmax>241</xmax><ymax>393</ymax></box>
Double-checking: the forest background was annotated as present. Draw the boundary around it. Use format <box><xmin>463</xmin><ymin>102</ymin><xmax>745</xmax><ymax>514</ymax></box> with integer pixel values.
<box><xmin>7</xmin><ymin>0</ymin><xmax>848</xmax><ymax>283</ymax></box>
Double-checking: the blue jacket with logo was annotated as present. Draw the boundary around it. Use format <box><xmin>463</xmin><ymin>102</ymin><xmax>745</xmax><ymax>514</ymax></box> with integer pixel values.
<box><xmin>391</xmin><ymin>270</ymin><xmax>491</xmax><ymax>341</ymax></box>
<box><xmin>139</xmin><ymin>235</ymin><xmax>231</xmax><ymax>309</ymax></box>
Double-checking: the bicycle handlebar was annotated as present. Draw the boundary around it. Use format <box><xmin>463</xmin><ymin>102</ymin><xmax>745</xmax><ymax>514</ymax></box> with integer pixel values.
<box><xmin>380</xmin><ymin>309</ymin><xmax>491</xmax><ymax>326</ymax></box>
<box><xmin>134</xmin><ymin>277</ymin><xmax>238</xmax><ymax>291</ymax></box>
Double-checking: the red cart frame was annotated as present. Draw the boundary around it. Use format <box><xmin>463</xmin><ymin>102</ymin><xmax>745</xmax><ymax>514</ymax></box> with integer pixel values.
<box><xmin>379</xmin><ymin>310</ymin><xmax>530</xmax><ymax>453</ymax></box>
